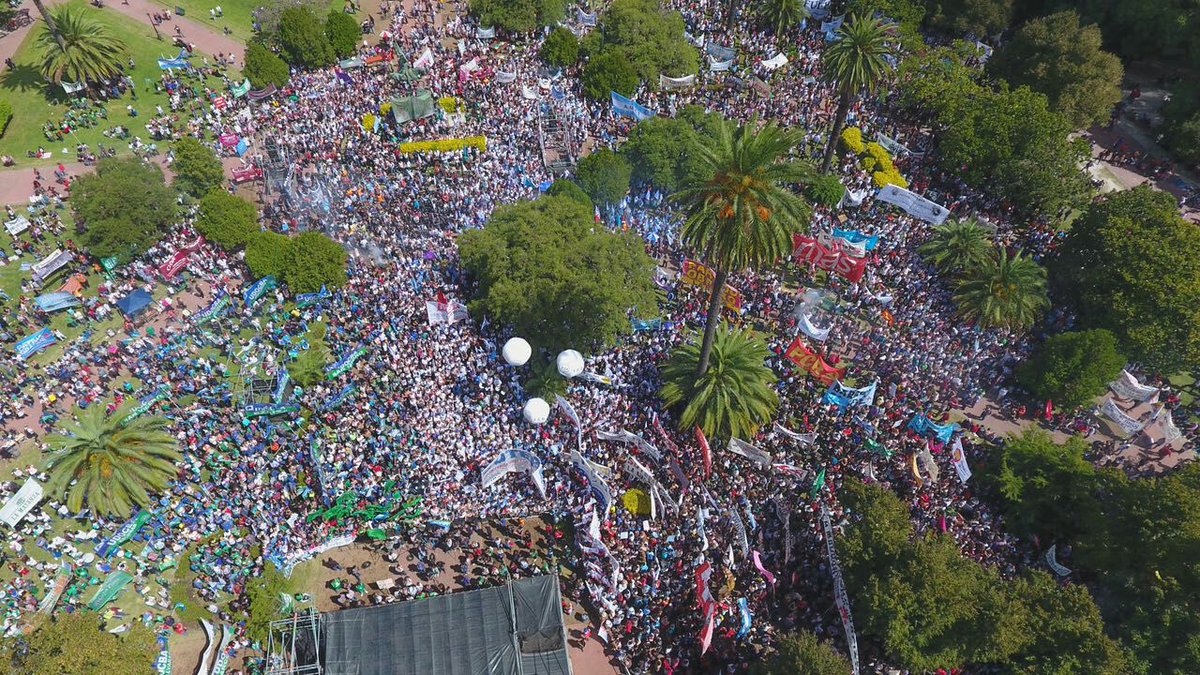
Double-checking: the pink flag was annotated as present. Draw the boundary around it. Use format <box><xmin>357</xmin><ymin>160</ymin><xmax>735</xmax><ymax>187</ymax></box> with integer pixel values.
<box><xmin>694</xmin><ymin>426</ymin><xmax>712</xmax><ymax>478</ymax></box>
<box><xmin>699</xmin><ymin>610</ymin><xmax>715</xmax><ymax>655</ymax></box>
<box><xmin>752</xmin><ymin>550</ymin><xmax>776</xmax><ymax>586</ymax></box>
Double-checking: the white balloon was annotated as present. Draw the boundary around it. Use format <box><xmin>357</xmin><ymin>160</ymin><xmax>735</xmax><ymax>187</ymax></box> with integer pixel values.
<box><xmin>556</xmin><ymin>349</ymin><xmax>585</xmax><ymax>378</ymax></box>
<box><xmin>502</xmin><ymin>337</ymin><xmax>531</xmax><ymax>366</ymax></box>
<box><xmin>523</xmin><ymin>397</ymin><xmax>551</xmax><ymax>424</ymax></box>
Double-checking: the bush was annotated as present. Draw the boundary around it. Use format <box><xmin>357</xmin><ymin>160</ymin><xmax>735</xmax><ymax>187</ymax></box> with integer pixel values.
<box><xmin>73</xmin><ymin>157</ymin><xmax>178</xmax><ymax>262</ymax></box>
<box><xmin>468</xmin><ymin>0</ymin><xmax>566</xmax><ymax>33</ymax></box>
<box><xmin>582</xmin><ymin>50</ymin><xmax>639</xmax><ymax>100</ymax></box>
<box><xmin>873</xmin><ymin>168</ymin><xmax>908</xmax><ymax>189</ymax></box>
<box><xmin>244</xmin><ymin>42</ymin><xmax>291</xmax><ymax>89</ymax></box>
<box><xmin>196</xmin><ymin>190</ymin><xmax>259</xmax><ymax>250</ymax></box>
<box><xmin>281</xmin><ymin>231</ymin><xmax>348</xmax><ymax>293</ymax></box>
<box><xmin>841</xmin><ymin>126</ymin><xmax>865</xmax><ymax>154</ymax></box>
<box><xmin>0</xmin><ymin>101</ymin><xmax>12</xmax><ymax>137</ymax></box>
<box><xmin>396</xmin><ymin>136</ymin><xmax>487</xmax><ymax>154</ymax></box>
<box><xmin>546</xmin><ymin>179</ymin><xmax>594</xmax><ymax>212</ymax></box>
<box><xmin>278</xmin><ymin>6</ymin><xmax>334</xmax><ymax>68</ymax></box>
<box><xmin>541</xmin><ymin>27</ymin><xmax>579</xmax><ymax>68</ymax></box>
<box><xmin>245</xmin><ymin>231</ymin><xmax>292</xmax><ymax>279</ymax></box>
<box><xmin>1016</xmin><ymin>329</ymin><xmax>1126</xmax><ymax>409</ymax></box>
<box><xmin>574</xmin><ymin>147</ymin><xmax>631</xmax><ymax>206</ymax></box>
<box><xmin>804</xmin><ymin>174</ymin><xmax>846</xmax><ymax>207</ymax></box>
<box><xmin>171</xmin><ymin>138</ymin><xmax>225</xmax><ymax>199</ymax></box>
<box><xmin>325</xmin><ymin>10</ymin><xmax>359</xmax><ymax>59</ymax></box>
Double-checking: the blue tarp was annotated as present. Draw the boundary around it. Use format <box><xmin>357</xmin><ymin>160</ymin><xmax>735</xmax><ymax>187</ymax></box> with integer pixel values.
<box><xmin>116</xmin><ymin>289</ymin><xmax>153</xmax><ymax>318</ymax></box>
<box><xmin>157</xmin><ymin>48</ymin><xmax>191</xmax><ymax>70</ymax></box>
<box><xmin>610</xmin><ymin>91</ymin><xmax>655</xmax><ymax>121</ymax></box>
<box><xmin>34</xmin><ymin>291</ymin><xmax>80</xmax><ymax>312</ymax></box>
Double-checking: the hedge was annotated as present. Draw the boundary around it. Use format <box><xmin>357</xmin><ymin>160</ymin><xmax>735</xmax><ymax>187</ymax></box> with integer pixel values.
<box><xmin>397</xmin><ymin>136</ymin><xmax>488</xmax><ymax>154</ymax></box>
<box><xmin>0</xmin><ymin>101</ymin><xmax>12</xmax><ymax>138</ymax></box>
<box><xmin>841</xmin><ymin>126</ymin><xmax>865</xmax><ymax>154</ymax></box>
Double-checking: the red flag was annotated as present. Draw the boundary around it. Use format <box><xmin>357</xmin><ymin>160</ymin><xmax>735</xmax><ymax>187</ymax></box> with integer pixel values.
<box><xmin>694</xmin><ymin>426</ymin><xmax>712</xmax><ymax>478</ymax></box>
<box><xmin>699</xmin><ymin>610</ymin><xmax>715</xmax><ymax>655</ymax></box>
<box><xmin>436</xmin><ymin>291</ymin><xmax>448</xmax><ymax>312</ymax></box>
<box><xmin>1044</xmin><ymin>400</ymin><xmax>1054</xmax><ymax>420</ymax></box>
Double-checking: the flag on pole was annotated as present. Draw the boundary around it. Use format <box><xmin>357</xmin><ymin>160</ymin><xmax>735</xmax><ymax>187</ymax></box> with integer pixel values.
<box><xmin>695</xmin><ymin>426</ymin><xmax>712</xmax><ymax>478</ymax></box>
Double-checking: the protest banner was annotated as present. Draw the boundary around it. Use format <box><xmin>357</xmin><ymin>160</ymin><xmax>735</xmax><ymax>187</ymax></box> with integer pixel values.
<box><xmin>784</xmin><ymin>337</ymin><xmax>846</xmax><ymax>385</ymax></box>
<box><xmin>680</xmin><ymin>259</ymin><xmax>745</xmax><ymax>311</ymax></box>
<box><xmin>1108</xmin><ymin>370</ymin><xmax>1158</xmax><ymax>402</ymax></box>
<box><xmin>0</xmin><ymin>479</ymin><xmax>44</xmax><ymax>528</ymax></box>
<box><xmin>14</xmin><ymin>328</ymin><xmax>57</xmax><ymax>360</ymax></box>
<box><xmin>820</xmin><ymin>504</ymin><xmax>861</xmax><ymax>675</ymax></box>
<box><xmin>792</xmin><ymin>233</ymin><xmax>867</xmax><ymax>282</ymax></box>
<box><xmin>728</xmin><ymin>437</ymin><xmax>772</xmax><ymax>467</ymax></box>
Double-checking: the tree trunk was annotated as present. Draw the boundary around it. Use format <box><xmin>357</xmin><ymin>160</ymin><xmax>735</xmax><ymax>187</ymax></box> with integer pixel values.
<box><xmin>695</xmin><ymin>267</ymin><xmax>729</xmax><ymax>378</ymax></box>
<box><xmin>31</xmin><ymin>0</ymin><xmax>66</xmax><ymax>51</ymax></box>
<box><xmin>820</xmin><ymin>89</ymin><xmax>853</xmax><ymax>174</ymax></box>
<box><xmin>725</xmin><ymin>0</ymin><xmax>736</xmax><ymax>30</ymax></box>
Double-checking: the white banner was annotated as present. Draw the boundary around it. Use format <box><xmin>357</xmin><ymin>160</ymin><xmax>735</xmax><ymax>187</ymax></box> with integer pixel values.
<box><xmin>555</xmin><ymin>395</ymin><xmax>581</xmax><ymax>440</ymax></box>
<box><xmin>495</xmin><ymin>70</ymin><xmax>517</xmax><ymax>83</ymax></box>
<box><xmin>1045</xmin><ymin>544</ymin><xmax>1071</xmax><ymax>577</ymax></box>
<box><xmin>773</xmin><ymin>422</ymin><xmax>816</xmax><ymax>446</ymax></box>
<box><xmin>875</xmin><ymin>184</ymin><xmax>949</xmax><ymax>225</ymax></box>
<box><xmin>571</xmin><ymin>450</ymin><xmax>614</xmax><ymax>516</ymax></box>
<box><xmin>413</xmin><ymin>47</ymin><xmax>434</xmax><ymax>70</ymax></box>
<box><xmin>1109</xmin><ymin>369</ymin><xmax>1158</xmax><ymax>402</ymax></box>
<box><xmin>659</xmin><ymin>74</ymin><xmax>696</xmax><ymax>90</ymax></box>
<box><xmin>197</xmin><ymin>620</ymin><xmax>219</xmax><ymax>675</ymax></box>
<box><xmin>918</xmin><ymin>443</ymin><xmax>940</xmax><ymax>484</ymax></box>
<box><xmin>0</xmin><ymin>479</ymin><xmax>44</xmax><ymax>528</ymax></box>
<box><xmin>595</xmin><ymin>428</ymin><xmax>661</xmax><ymax>463</ymax></box>
<box><xmin>709</xmin><ymin>58</ymin><xmax>734</xmax><ymax>72</ymax></box>
<box><xmin>949</xmin><ymin>438</ymin><xmax>971</xmax><ymax>483</ymax></box>
<box><xmin>577</xmin><ymin>8</ymin><xmax>597</xmax><ymax>26</ymax></box>
<box><xmin>820</xmin><ymin>504</ymin><xmax>860</xmax><ymax>675</ymax></box>
<box><xmin>476</xmin><ymin>26</ymin><xmax>495</xmax><ymax>39</ymax></box>
<box><xmin>728</xmin><ymin>437</ymin><xmax>772</xmax><ymax>467</ymax></box>
<box><xmin>762</xmin><ymin>53</ymin><xmax>789</xmax><ymax>70</ymax></box>
<box><xmin>1100</xmin><ymin>398</ymin><xmax>1145</xmax><ymax>436</ymax></box>
<box><xmin>4</xmin><ymin>215</ymin><xmax>30</xmax><ymax>237</ymax></box>
<box><xmin>481</xmin><ymin>448</ymin><xmax>545</xmax><ymax>498</ymax></box>
<box><xmin>425</xmin><ymin>300</ymin><xmax>469</xmax><ymax>325</ymax></box>
<box><xmin>875</xmin><ymin>132</ymin><xmax>910</xmax><ymax>156</ymax></box>
<box><xmin>798</xmin><ymin>311</ymin><xmax>831</xmax><ymax>342</ymax></box>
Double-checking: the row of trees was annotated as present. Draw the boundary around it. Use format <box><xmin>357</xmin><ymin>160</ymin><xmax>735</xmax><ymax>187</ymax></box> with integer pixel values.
<box><xmin>243</xmin><ymin>0</ymin><xmax>359</xmax><ymax>87</ymax></box>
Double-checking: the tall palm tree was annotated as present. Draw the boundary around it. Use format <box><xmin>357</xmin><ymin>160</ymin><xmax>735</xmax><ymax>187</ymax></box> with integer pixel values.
<box><xmin>954</xmin><ymin>249</ymin><xmax>1050</xmax><ymax>331</ymax></box>
<box><xmin>820</xmin><ymin>15</ymin><xmax>893</xmax><ymax>173</ymax></box>
<box><xmin>918</xmin><ymin>219</ymin><xmax>994</xmax><ymax>275</ymax></box>
<box><xmin>30</xmin><ymin>0</ymin><xmax>66</xmax><ymax>51</ymax></box>
<box><xmin>759</xmin><ymin>0</ymin><xmax>809</xmax><ymax>38</ymax></box>
<box><xmin>45</xmin><ymin>408</ymin><xmax>180</xmax><ymax>518</ymax></box>
<box><xmin>37</xmin><ymin>7</ymin><xmax>128</xmax><ymax>86</ymax></box>
<box><xmin>674</xmin><ymin>118</ymin><xmax>812</xmax><ymax>377</ymax></box>
<box><xmin>660</xmin><ymin>325</ymin><xmax>779</xmax><ymax>440</ymax></box>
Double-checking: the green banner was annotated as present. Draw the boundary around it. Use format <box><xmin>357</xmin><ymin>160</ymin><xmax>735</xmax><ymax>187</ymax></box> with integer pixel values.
<box><xmin>810</xmin><ymin>468</ymin><xmax>826</xmax><ymax>499</ymax></box>
<box><xmin>864</xmin><ymin>437</ymin><xmax>892</xmax><ymax>458</ymax></box>
<box><xmin>87</xmin><ymin>570</ymin><xmax>133</xmax><ymax>611</ymax></box>
<box><xmin>100</xmin><ymin>256</ymin><xmax>119</xmax><ymax>272</ymax></box>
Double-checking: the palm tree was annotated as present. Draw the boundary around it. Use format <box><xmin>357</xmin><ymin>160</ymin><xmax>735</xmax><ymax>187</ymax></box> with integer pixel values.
<box><xmin>37</xmin><ymin>7</ymin><xmax>128</xmax><ymax>86</ymax></box>
<box><xmin>45</xmin><ymin>408</ymin><xmax>180</xmax><ymax>518</ymax></box>
<box><xmin>918</xmin><ymin>219</ymin><xmax>994</xmax><ymax>275</ymax></box>
<box><xmin>660</xmin><ymin>325</ymin><xmax>779</xmax><ymax>440</ymax></box>
<box><xmin>759</xmin><ymin>0</ymin><xmax>809</xmax><ymax>38</ymax></box>
<box><xmin>30</xmin><ymin>0</ymin><xmax>66</xmax><ymax>51</ymax></box>
<box><xmin>674</xmin><ymin>118</ymin><xmax>812</xmax><ymax>377</ymax></box>
<box><xmin>820</xmin><ymin>15</ymin><xmax>893</xmax><ymax>173</ymax></box>
<box><xmin>954</xmin><ymin>249</ymin><xmax>1050</xmax><ymax>331</ymax></box>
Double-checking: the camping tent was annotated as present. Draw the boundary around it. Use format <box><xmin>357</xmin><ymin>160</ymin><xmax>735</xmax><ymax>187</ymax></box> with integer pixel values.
<box><xmin>116</xmin><ymin>289</ymin><xmax>153</xmax><ymax>318</ymax></box>
<box><xmin>390</xmin><ymin>91</ymin><xmax>437</xmax><ymax>123</ymax></box>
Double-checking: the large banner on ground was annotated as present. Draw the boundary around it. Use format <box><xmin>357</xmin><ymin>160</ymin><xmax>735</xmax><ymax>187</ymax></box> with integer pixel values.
<box><xmin>326</xmin><ymin>345</ymin><xmax>368</xmax><ymax>378</ymax></box>
<box><xmin>1109</xmin><ymin>370</ymin><xmax>1158</xmax><ymax>402</ymax></box>
<box><xmin>1100</xmin><ymin>398</ymin><xmax>1145</xmax><ymax>436</ymax></box>
<box><xmin>481</xmin><ymin>449</ymin><xmax>546</xmax><ymax>498</ymax></box>
<box><xmin>96</xmin><ymin>510</ymin><xmax>152</xmax><ymax>558</ymax></box>
<box><xmin>875</xmin><ymin>184</ymin><xmax>949</xmax><ymax>225</ymax></box>
<box><xmin>792</xmin><ymin>234</ymin><xmax>867</xmax><ymax>282</ymax></box>
<box><xmin>87</xmin><ymin>570</ymin><xmax>133</xmax><ymax>611</ymax></box>
<box><xmin>571</xmin><ymin>450</ymin><xmax>614</xmax><ymax>516</ymax></box>
<box><xmin>0</xmin><ymin>479</ymin><xmax>44</xmax><ymax>528</ymax></box>
<box><xmin>681</xmin><ymin>259</ymin><xmax>744</xmax><ymax>311</ymax></box>
<box><xmin>784</xmin><ymin>337</ymin><xmax>846</xmax><ymax>385</ymax></box>
<box><xmin>13</xmin><ymin>328</ymin><xmax>57</xmax><ymax>360</ymax></box>
<box><xmin>820</xmin><ymin>504</ymin><xmax>860</xmax><ymax>675</ymax></box>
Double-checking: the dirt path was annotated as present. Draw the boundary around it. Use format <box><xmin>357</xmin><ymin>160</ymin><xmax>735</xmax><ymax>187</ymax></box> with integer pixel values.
<box><xmin>103</xmin><ymin>0</ymin><xmax>244</xmax><ymax>61</ymax></box>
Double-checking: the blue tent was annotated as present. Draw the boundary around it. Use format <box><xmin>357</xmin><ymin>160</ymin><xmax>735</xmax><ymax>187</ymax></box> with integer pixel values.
<box><xmin>116</xmin><ymin>289</ymin><xmax>153</xmax><ymax>318</ymax></box>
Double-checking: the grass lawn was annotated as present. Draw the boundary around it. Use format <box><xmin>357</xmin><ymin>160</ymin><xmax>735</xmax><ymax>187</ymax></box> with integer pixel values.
<box><xmin>0</xmin><ymin>0</ymin><xmax>236</xmax><ymax>166</ymax></box>
<box><xmin>148</xmin><ymin>0</ymin><xmax>354</xmax><ymax>44</ymax></box>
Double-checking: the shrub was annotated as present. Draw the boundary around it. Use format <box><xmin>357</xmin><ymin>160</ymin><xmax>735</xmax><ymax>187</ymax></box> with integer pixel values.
<box><xmin>171</xmin><ymin>138</ymin><xmax>225</xmax><ymax>199</ymax></box>
<box><xmin>245</xmin><ymin>232</ymin><xmax>292</xmax><ymax>279</ymax></box>
<box><xmin>244</xmin><ymin>42</ymin><xmax>290</xmax><ymax>89</ymax></box>
<box><xmin>541</xmin><ymin>26</ymin><xmax>579</xmax><ymax>68</ymax></box>
<box><xmin>805</xmin><ymin>174</ymin><xmax>846</xmax><ymax>207</ymax></box>
<box><xmin>396</xmin><ymin>136</ymin><xmax>487</xmax><ymax>154</ymax></box>
<box><xmin>325</xmin><ymin>11</ymin><xmax>359</xmax><ymax>59</ymax></box>
<box><xmin>873</xmin><ymin>168</ymin><xmax>908</xmax><ymax>189</ymax></box>
<box><xmin>582</xmin><ymin>50</ymin><xmax>639</xmax><ymax>100</ymax></box>
<box><xmin>281</xmin><ymin>231</ymin><xmax>348</xmax><ymax>293</ymax></box>
<box><xmin>196</xmin><ymin>190</ymin><xmax>259</xmax><ymax>250</ymax></box>
<box><xmin>0</xmin><ymin>101</ymin><xmax>12</xmax><ymax>137</ymax></box>
<box><xmin>841</xmin><ymin>126</ymin><xmax>866</xmax><ymax>154</ymax></box>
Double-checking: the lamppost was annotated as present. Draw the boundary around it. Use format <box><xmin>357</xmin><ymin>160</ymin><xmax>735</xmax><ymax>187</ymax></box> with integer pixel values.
<box><xmin>147</xmin><ymin>13</ymin><xmax>160</xmax><ymax>40</ymax></box>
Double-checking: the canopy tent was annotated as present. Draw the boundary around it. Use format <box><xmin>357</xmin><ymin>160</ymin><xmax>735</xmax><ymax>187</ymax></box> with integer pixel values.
<box><xmin>116</xmin><ymin>289</ymin><xmax>153</xmax><ymax>318</ymax></box>
<box><xmin>34</xmin><ymin>291</ymin><xmax>80</xmax><ymax>312</ymax></box>
<box><xmin>320</xmin><ymin>576</ymin><xmax>572</xmax><ymax>675</ymax></box>
<box><xmin>390</xmin><ymin>91</ymin><xmax>437</xmax><ymax>124</ymax></box>
<box><xmin>30</xmin><ymin>249</ymin><xmax>74</xmax><ymax>284</ymax></box>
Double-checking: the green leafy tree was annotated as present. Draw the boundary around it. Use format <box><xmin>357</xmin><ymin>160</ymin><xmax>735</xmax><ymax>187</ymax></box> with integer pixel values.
<box><xmin>1046</xmin><ymin>0</ymin><xmax>1198</xmax><ymax>70</ymax></box>
<box><xmin>325</xmin><ymin>10</ymin><xmax>360</xmax><ymax>59</ymax></box>
<box><xmin>1008</xmin><ymin>571</ymin><xmax>1130</xmax><ymax>675</ymax></box>
<box><xmin>245</xmin><ymin>563</ymin><xmax>298</xmax><ymax>642</ymax></box>
<box><xmin>1016</xmin><ymin>329</ymin><xmax>1125</xmax><ymax>409</ymax></box>
<box><xmin>675</xmin><ymin>118</ymin><xmax>812</xmax><ymax>376</ymax></box>
<box><xmin>803</xmin><ymin>174</ymin><xmax>846</xmax><ymax>207</ymax></box>
<box><xmin>574</xmin><ymin>147</ymin><xmax>631</xmax><ymax>207</ymax></box>
<box><xmin>288</xmin><ymin>329</ymin><xmax>330</xmax><ymax>387</ymax></box>
<box><xmin>36</xmin><ymin>6</ymin><xmax>128</xmax><ymax>85</ymax></box>
<box><xmin>937</xmin><ymin>84</ymin><xmax>1091</xmax><ymax>217</ymax></box>
<box><xmin>953</xmin><ymin>249</ymin><xmax>1049</xmax><ymax>330</ymax></box>
<box><xmin>926</xmin><ymin>0</ymin><xmax>1013</xmax><ymax>37</ymax></box>
<box><xmin>987</xmin><ymin>11</ymin><xmax>1123</xmax><ymax>128</ymax></box>
<box><xmin>468</xmin><ymin>0</ymin><xmax>566</xmax><ymax>33</ymax></box>
<box><xmin>585</xmin><ymin>0</ymin><xmax>699</xmax><ymax>91</ymax></box>
<box><xmin>458</xmin><ymin>195</ymin><xmax>658</xmax><ymax>353</ymax></box>
<box><xmin>918</xmin><ymin>219</ymin><xmax>994</xmax><ymax>275</ymax></box>
<box><xmin>246</xmin><ymin>231</ymin><xmax>293</xmax><ymax>280</ymax></box>
<box><xmin>244</xmin><ymin>42</ymin><xmax>291</xmax><ymax>89</ymax></box>
<box><xmin>546</xmin><ymin>179</ymin><xmax>593</xmax><ymax>212</ymax></box>
<box><xmin>281</xmin><ymin>232</ymin><xmax>348</xmax><ymax>293</ymax></box>
<box><xmin>541</xmin><ymin>26</ymin><xmax>579</xmax><ymax>68</ymax></box>
<box><xmin>751</xmin><ymin>630</ymin><xmax>852</xmax><ymax>675</ymax></box>
<box><xmin>278</xmin><ymin>6</ymin><xmax>334</xmax><ymax>68</ymax></box>
<box><xmin>1052</xmin><ymin>185</ymin><xmax>1200</xmax><ymax>371</ymax></box>
<box><xmin>758</xmin><ymin>0</ymin><xmax>809</xmax><ymax>37</ymax></box>
<box><xmin>846</xmin><ymin>0</ymin><xmax>926</xmax><ymax>34</ymax></box>
<box><xmin>986</xmin><ymin>430</ymin><xmax>1101</xmax><ymax>543</ymax></box>
<box><xmin>45</xmin><ymin>408</ymin><xmax>180</xmax><ymax>518</ymax></box>
<box><xmin>620</xmin><ymin>108</ymin><xmax>725</xmax><ymax>191</ymax></box>
<box><xmin>72</xmin><ymin>158</ymin><xmax>178</xmax><ymax>262</ymax></box>
<box><xmin>820</xmin><ymin>15</ymin><xmax>894</xmax><ymax>172</ymax></box>
<box><xmin>0</xmin><ymin>101</ymin><xmax>13</xmax><ymax>137</ymax></box>
<box><xmin>895</xmin><ymin>41</ymin><xmax>986</xmax><ymax>119</ymax></box>
<box><xmin>581</xmin><ymin>50</ymin><xmax>640</xmax><ymax>99</ymax></box>
<box><xmin>196</xmin><ymin>190</ymin><xmax>260</xmax><ymax>250</ymax></box>
<box><xmin>659</xmin><ymin>325</ymin><xmax>779</xmax><ymax>440</ymax></box>
<box><xmin>171</xmin><ymin>138</ymin><xmax>225</xmax><ymax>199</ymax></box>
<box><xmin>1</xmin><ymin>613</ymin><xmax>158</xmax><ymax>675</ymax></box>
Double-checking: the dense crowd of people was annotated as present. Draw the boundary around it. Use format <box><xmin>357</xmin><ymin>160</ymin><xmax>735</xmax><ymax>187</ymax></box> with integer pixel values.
<box><xmin>0</xmin><ymin>1</ymin><xmax>1194</xmax><ymax>673</ymax></box>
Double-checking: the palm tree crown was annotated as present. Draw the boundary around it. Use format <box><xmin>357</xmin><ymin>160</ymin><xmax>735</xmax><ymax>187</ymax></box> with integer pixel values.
<box><xmin>659</xmin><ymin>325</ymin><xmax>779</xmax><ymax>441</ymax></box>
<box><xmin>45</xmin><ymin>407</ymin><xmax>180</xmax><ymax>518</ymax></box>
<box><xmin>953</xmin><ymin>249</ymin><xmax>1050</xmax><ymax>331</ymax></box>
<box><xmin>919</xmin><ymin>219</ymin><xmax>995</xmax><ymax>275</ymax></box>
<box><xmin>37</xmin><ymin>7</ymin><xmax>128</xmax><ymax>85</ymax></box>
<box><xmin>820</xmin><ymin>15</ymin><xmax>893</xmax><ymax>172</ymax></box>
<box><xmin>759</xmin><ymin>0</ymin><xmax>809</xmax><ymax>38</ymax></box>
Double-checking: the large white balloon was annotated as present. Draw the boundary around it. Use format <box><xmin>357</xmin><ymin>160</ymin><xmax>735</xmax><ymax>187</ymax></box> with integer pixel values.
<box><xmin>523</xmin><ymin>397</ymin><xmax>551</xmax><ymax>424</ymax></box>
<box><xmin>502</xmin><ymin>337</ymin><xmax>531</xmax><ymax>366</ymax></box>
<box><xmin>556</xmin><ymin>349</ymin><xmax>585</xmax><ymax>378</ymax></box>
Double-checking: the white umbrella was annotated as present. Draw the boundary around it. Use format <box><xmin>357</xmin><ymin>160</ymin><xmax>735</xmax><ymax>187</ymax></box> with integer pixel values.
<box><xmin>556</xmin><ymin>349</ymin><xmax>585</xmax><ymax>378</ymax></box>
<box><xmin>523</xmin><ymin>398</ymin><xmax>550</xmax><ymax>424</ymax></box>
<box><xmin>502</xmin><ymin>337</ymin><xmax>531</xmax><ymax>366</ymax></box>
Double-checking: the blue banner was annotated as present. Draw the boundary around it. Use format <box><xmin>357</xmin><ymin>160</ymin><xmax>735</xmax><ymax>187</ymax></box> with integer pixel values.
<box><xmin>34</xmin><ymin>291</ymin><xmax>80</xmax><ymax>312</ymax></box>
<box><xmin>908</xmin><ymin>413</ymin><xmax>958</xmax><ymax>443</ymax></box>
<box><xmin>631</xmin><ymin>318</ymin><xmax>663</xmax><ymax>332</ymax></box>
<box><xmin>737</xmin><ymin>597</ymin><xmax>753</xmax><ymax>639</ymax></box>
<box><xmin>14</xmin><ymin>328</ymin><xmax>57</xmax><ymax>360</ymax></box>
<box><xmin>244</xmin><ymin>402</ymin><xmax>300</xmax><ymax>418</ymax></box>
<box><xmin>322</xmin><ymin>384</ymin><xmax>357</xmax><ymax>411</ymax></box>
<box><xmin>610</xmin><ymin>91</ymin><xmax>655</xmax><ymax>121</ymax></box>
<box><xmin>325</xmin><ymin>345</ymin><xmax>368</xmax><ymax>379</ymax></box>
<box><xmin>192</xmin><ymin>290</ymin><xmax>230</xmax><ymax>324</ymax></box>
<box><xmin>823</xmin><ymin>380</ymin><xmax>877</xmax><ymax>409</ymax></box>
<box><xmin>296</xmin><ymin>285</ymin><xmax>331</xmax><ymax>309</ymax></box>
<box><xmin>833</xmin><ymin>228</ymin><xmax>880</xmax><ymax>251</ymax></box>
<box><xmin>272</xmin><ymin>370</ymin><xmax>290</xmax><ymax>403</ymax></box>
<box><xmin>311</xmin><ymin>439</ymin><xmax>331</xmax><ymax>507</ymax></box>
<box><xmin>243</xmin><ymin>275</ymin><xmax>277</xmax><ymax>307</ymax></box>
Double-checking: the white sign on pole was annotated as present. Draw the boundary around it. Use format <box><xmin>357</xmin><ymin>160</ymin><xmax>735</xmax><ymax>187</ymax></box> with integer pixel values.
<box><xmin>0</xmin><ymin>479</ymin><xmax>44</xmax><ymax>527</ymax></box>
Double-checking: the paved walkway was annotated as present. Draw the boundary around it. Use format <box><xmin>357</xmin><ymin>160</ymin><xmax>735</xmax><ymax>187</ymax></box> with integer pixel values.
<box><xmin>103</xmin><ymin>0</ymin><xmax>244</xmax><ymax>62</ymax></box>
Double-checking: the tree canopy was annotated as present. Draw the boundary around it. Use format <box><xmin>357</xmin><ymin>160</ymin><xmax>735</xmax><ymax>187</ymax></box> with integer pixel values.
<box><xmin>581</xmin><ymin>0</ymin><xmax>699</xmax><ymax>96</ymax></box>
<box><xmin>278</xmin><ymin>6</ymin><xmax>334</xmax><ymax>68</ymax></box>
<box><xmin>574</xmin><ymin>147</ymin><xmax>632</xmax><ymax>208</ymax></box>
<box><xmin>541</xmin><ymin>26</ymin><xmax>579</xmax><ymax>68</ymax></box>
<box><xmin>953</xmin><ymin>249</ymin><xmax>1049</xmax><ymax>330</ymax></box>
<box><xmin>325</xmin><ymin>10</ymin><xmax>360</xmax><ymax>59</ymax></box>
<box><xmin>282</xmin><ymin>231</ymin><xmax>349</xmax><ymax>293</ymax></box>
<box><xmin>72</xmin><ymin>157</ymin><xmax>178</xmax><ymax>262</ymax></box>
<box><xmin>618</xmin><ymin>107</ymin><xmax>725</xmax><ymax>192</ymax></box>
<box><xmin>244</xmin><ymin>42</ymin><xmax>291</xmax><ymax>89</ymax></box>
<box><xmin>458</xmin><ymin>195</ymin><xmax>658</xmax><ymax>353</ymax></box>
<box><xmin>196</xmin><ymin>190</ymin><xmax>260</xmax><ymax>251</ymax></box>
<box><xmin>926</xmin><ymin>0</ymin><xmax>1014</xmax><ymax>37</ymax></box>
<box><xmin>1052</xmin><ymin>185</ymin><xmax>1200</xmax><ymax>371</ymax></box>
<box><xmin>750</xmin><ymin>630</ymin><xmax>852</xmax><ymax>675</ymax></box>
<box><xmin>36</xmin><ymin>7</ymin><xmax>128</xmax><ymax>85</ymax></box>
<box><xmin>1</xmin><ymin>613</ymin><xmax>158</xmax><ymax>675</ymax></box>
<box><xmin>988</xmin><ymin>11</ymin><xmax>1123</xmax><ymax>128</ymax></box>
<box><xmin>468</xmin><ymin>0</ymin><xmax>566</xmax><ymax>33</ymax></box>
<box><xmin>1016</xmin><ymin>329</ymin><xmax>1125</xmax><ymax>409</ymax></box>
<box><xmin>171</xmin><ymin>138</ymin><xmax>226</xmax><ymax>199</ymax></box>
